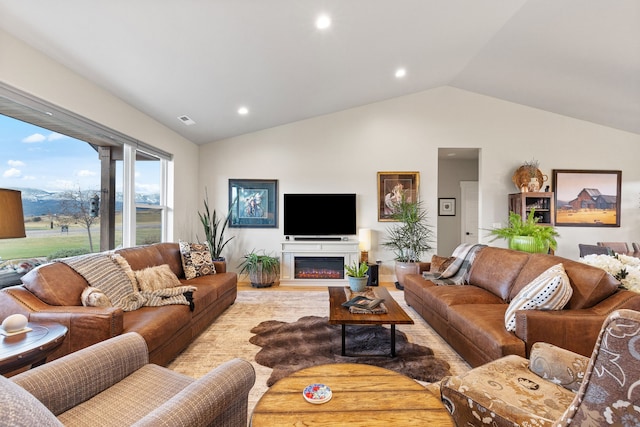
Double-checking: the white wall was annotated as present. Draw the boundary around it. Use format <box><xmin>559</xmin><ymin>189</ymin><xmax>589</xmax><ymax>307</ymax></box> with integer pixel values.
<box><xmin>0</xmin><ymin>30</ymin><xmax>200</xmax><ymax>240</ymax></box>
<box><xmin>201</xmin><ymin>86</ymin><xmax>640</xmax><ymax>280</ymax></box>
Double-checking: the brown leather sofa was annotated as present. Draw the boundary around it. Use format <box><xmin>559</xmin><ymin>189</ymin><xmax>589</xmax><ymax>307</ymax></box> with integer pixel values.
<box><xmin>0</xmin><ymin>242</ymin><xmax>237</xmax><ymax>366</ymax></box>
<box><xmin>404</xmin><ymin>246</ymin><xmax>640</xmax><ymax>367</ymax></box>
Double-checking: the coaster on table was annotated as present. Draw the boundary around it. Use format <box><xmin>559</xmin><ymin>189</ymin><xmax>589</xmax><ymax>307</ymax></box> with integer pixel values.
<box><xmin>303</xmin><ymin>383</ymin><xmax>332</xmax><ymax>404</ymax></box>
<box><xmin>0</xmin><ymin>327</ymin><xmax>32</xmax><ymax>337</ymax></box>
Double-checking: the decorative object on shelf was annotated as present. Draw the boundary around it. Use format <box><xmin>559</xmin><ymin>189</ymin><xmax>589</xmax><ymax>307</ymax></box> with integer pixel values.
<box><xmin>382</xmin><ymin>195</ymin><xmax>434</xmax><ymax>288</ymax></box>
<box><xmin>198</xmin><ymin>188</ymin><xmax>234</xmax><ymax>261</ymax></box>
<box><xmin>228</xmin><ymin>179</ymin><xmax>278</xmax><ymax>228</ymax></box>
<box><xmin>377</xmin><ymin>171</ymin><xmax>419</xmax><ymax>221</ymax></box>
<box><xmin>489</xmin><ymin>210</ymin><xmax>559</xmax><ymax>253</ymax></box>
<box><xmin>0</xmin><ymin>313</ymin><xmax>30</xmax><ymax>336</ymax></box>
<box><xmin>238</xmin><ymin>250</ymin><xmax>280</xmax><ymax>288</ymax></box>
<box><xmin>552</xmin><ymin>169</ymin><xmax>622</xmax><ymax>227</ymax></box>
<box><xmin>345</xmin><ymin>260</ymin><xmax>369</xmax><ymax>292</ymax></box>
<box><xmin>438</xmin><ymin>198</ymin><xmax>456</xmax><ymax>216</ymax></box>
<box><xmin>358</xmin><ymin>228</ymin><xmax>371</xmax><ymax>263</ymax></box>
<box><xmin>512</xmin><ymin>161</ymin><xmax>547</xmax><ymax>193</ymax></box>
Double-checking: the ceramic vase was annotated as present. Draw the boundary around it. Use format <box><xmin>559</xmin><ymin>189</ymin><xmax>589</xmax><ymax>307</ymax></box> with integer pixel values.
<box><xmin>347</xmin><ymin>276</ymin><xmax>368</xmax><ymax>292</ymax></box>
<box><xmin>509</xmin><ymin>236</ymin><xmax>549</xmax><ymax>254</ymax></box>
<box><xmin>527</xmin><ymin>177</ymin><xmax>540</xmax><ymax>192</ymax></box>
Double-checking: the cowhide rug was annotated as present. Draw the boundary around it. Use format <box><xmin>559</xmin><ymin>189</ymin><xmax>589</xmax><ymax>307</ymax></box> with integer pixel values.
<box><xmin>249</xmin><ymin>315</ymin><xmax>451</xmax><ymax>386</ymax></box>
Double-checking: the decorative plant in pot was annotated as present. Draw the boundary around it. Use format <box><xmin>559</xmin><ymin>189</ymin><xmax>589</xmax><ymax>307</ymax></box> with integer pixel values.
<box><xmin>345</xmin><ymin>260</ymin><xmax>369</xmax><ymax>292</ymax></box>
<box><xmin>489</xmin><ymin>209</ymin><xmax>559</xmax><ymax>253</ymax></box>
<box><xmin>382</xmin><ymin>196</ymin><xmax>434</xmax><ymax>289</ymax></box>
<box><xmin>197</xmin><ymin>189</ymin><xmax>234</xmax><ymax>262</ymax></box>
<box><xmin>238</xmin><ymin>250</ymin><xmax>280</xmax><ymax>288</ymax></box>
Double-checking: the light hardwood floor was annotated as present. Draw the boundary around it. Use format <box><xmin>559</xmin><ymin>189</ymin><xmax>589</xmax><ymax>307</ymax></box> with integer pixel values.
<box><xmin>238</xmin><ymin>281</ymin><xmax>398</xmax><ymax>291</ymax></box>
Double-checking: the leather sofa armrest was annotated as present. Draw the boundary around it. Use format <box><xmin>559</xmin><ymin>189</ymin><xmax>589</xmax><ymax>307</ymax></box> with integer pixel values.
<box><xmin>12</xmin><ymin>333</ymin><xmax>148</xmax><ymax>415</ymax></box>
<box><xmin>133</xmin><ymin>358</ymin><xmax>256</xmax><ymax>427</ymax></box>
<box><xmin>0</xmin><ymin>286</ymin><xmax>124</xmax><ymax>360</ymax></box>
<box><xmin>528</xmin><ymin>342</ymin><xmax>589</xmax><ymax>392</ymax></box>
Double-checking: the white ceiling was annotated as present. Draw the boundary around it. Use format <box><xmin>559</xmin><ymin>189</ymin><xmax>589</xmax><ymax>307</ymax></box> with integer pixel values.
<box><xmin>0</xmin><ymin>0</ymin><xmax>638</xmax><ymax>145</ymax></box>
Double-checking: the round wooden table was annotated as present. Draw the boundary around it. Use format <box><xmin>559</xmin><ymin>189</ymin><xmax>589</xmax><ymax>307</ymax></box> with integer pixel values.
<box><xmin>0</xmin><ymin>322</ymin><xmax>67</xmax><ymax>375</ymax></box>
<box><xmin>251</xmin><ymin>363</ymin><xmax>453</xmax><ymax>426</ymax></box>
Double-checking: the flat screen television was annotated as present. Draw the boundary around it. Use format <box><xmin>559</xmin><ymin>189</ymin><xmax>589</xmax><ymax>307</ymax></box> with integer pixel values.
<box><xmin>284</xmin><ymin>193</ymin><xmax>356</xmax><ymax>237</ymax></box>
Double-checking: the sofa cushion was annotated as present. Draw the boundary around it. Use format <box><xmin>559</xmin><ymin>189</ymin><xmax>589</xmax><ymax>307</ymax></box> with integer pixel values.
<box><xmin>0</xmin><ymin>375</ymin><xmax>63</xmax><ymax>427</ymax></box>
<box><xmin>123</xmin><ymin>305</ymin><xmax>192</xmax><ymax>353</ymax></box>
<box><xmin>179</xmin><ymin>241</ymin><xmax>216</xmax><ymax>280</ymax></box>
<box><xmin>430</xmin><ymin>255</ymin><xmax>455</xmax><ymax>274</ymax></box>
<box><xmin>22</xmin><ymin>263</ymin><xmax>87</xmax><ymax>306</ymax></box>
<box><xmin>510</xmin><ymin>254</ymin><xmax>620</xmax><ymax>309</ymax></box>
<box><xmin>468</xmin><ymin>247</ymin><xmax>531</xmax><ymax>301</ymax></box>
<box><xmin>420</xmin><ymin>284</ymin><xmax>504</xmax><ymax>321</ymax></box>
<box><xmin>135</xmin><ymin>264</ymin><xmax>182</xmax><ymax>292</ymax></box>
<box><xmin>504</xmin><ymin>263</ymin><xmax>572</xmax><ymax>332</ymax></box>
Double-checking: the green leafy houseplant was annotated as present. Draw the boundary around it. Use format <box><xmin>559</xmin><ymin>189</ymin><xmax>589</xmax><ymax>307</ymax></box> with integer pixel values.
<box><xmin>489</xmin><ymin>209</ymin><xmax>559</xmax><ymax>253</ymax></box>
<box><xmin>198</xmin><ymin>189</ymin><xmax>234</xmax><ymax>261</ymax></box>
<box><xmin>238</xmin><ymin>250</ymin><xmax>280</xmax><ymax>288</ymax></box>
<box><xmin>382</xmin><ymin>197</ymin><xmax>434</xmax><ymax>263</ymax></box>
<box><xmin>345</xmin><ymin>260</ymin><xmax>369</xmax><ymax>278</ymax></box>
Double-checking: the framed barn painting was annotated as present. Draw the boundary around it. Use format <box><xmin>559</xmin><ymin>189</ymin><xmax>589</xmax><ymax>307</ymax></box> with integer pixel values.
<box><xmin>377</xmin><ymin>171</ymin><xmax>419</xmax><ymax>221</ymax></box>
<box><xmin>228</xmin><ymin>179</ymin><xmax>278</xmax><ymax>228</ymax></box>
<box><xmin>552</xmin><ymin>169</ymin><xmax>621</xmax><ymax>227</ymax></box>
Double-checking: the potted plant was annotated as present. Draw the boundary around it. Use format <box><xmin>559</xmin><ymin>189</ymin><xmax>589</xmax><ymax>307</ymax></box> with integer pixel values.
<box><xmin>489</xmin><ymin>209</ymin><xmax>559</xmax><ymax>253</ymax></box>
<box><xmin>238</xmin><ymin>250</ymin><xmax>280</xmax><ymax>288</ymax></box>
<box><xmin>345</xmin><ymin>260</ymin><xmax>369</xmax><ymax>292</ymax></box>
<box><xmin>382</xmin><ymin>196</ymin><xmax>434</xmax><ymax>289</ymax></box>
<box><xmin>198</xmin><ymin>189</ymin><xmax>234</xmax><ymax>261</ymax></box>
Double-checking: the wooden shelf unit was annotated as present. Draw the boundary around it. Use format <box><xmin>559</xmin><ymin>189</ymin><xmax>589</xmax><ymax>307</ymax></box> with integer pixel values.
<box><xmin>509</xmin><ymin>192</ymin><xmax>555</xmax><ymax>226</ymax></box>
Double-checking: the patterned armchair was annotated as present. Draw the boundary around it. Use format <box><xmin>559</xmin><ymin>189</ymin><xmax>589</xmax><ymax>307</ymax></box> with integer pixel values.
<box><xmin>0</xmin><ymin>333</ymin><xmax>255</xmax><ymax>427</ymax></box>
<box><xmin>439</xmin><ymin>309</ymin><xmax>640</xmax><ymax>426</ymax></box>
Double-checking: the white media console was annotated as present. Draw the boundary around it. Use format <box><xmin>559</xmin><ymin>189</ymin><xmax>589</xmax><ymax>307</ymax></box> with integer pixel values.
<box><xmin>280</xmin><ymin>239</ymin><xmax>359</xmax><ymax>286</ymax></box>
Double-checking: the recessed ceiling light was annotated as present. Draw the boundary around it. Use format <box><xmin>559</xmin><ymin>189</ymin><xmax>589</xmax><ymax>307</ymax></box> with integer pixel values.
<box><xmin>315</xmin><ymin>14</ymin><xmax>331</xmax><ymax>30</ymax></box>
<box><xmin>238</xmin><ymin>107</ymin><xmax>249</xmax><ymax>116</ymax></box>
<box><xmin>395</xmin><ymin>68</ymin><xmax>407</xmax><ymax>79</ymax></box>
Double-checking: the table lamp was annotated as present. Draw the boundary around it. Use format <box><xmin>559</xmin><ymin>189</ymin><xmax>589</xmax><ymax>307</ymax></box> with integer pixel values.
<box><xmin>358</xmin><ymin>228</ymin><xmax>371</xmax><ymax>264</ymax></box>
<box><xmin>0</xmin><ymin>188</ymin><xmax>26</xmax><ymax>240</ymax></box>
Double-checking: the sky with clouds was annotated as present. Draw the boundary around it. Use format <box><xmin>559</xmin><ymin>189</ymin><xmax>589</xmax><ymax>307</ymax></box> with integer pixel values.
<box><xmin>1</xmin><ymin>114</ymin><xmax>159</xmax><ymax>194</ymax></box>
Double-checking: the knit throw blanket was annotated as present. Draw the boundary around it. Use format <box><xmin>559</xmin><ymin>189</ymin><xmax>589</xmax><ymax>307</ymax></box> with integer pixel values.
<box><xmin>423</xmin><ymin>243</ymin><xmax>487</xmax><ymax>285</ymax></box>
<box><xmin>59</xmin><ymin>253</ymin><xmax>195</xmax><ymax>311</ymax></box>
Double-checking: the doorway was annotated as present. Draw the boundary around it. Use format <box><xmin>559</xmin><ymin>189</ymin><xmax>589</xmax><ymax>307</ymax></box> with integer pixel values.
<box><xmin>437</xmin><ymin>148</ymin><xmax>480</xmax><ymax>256</ymax></box>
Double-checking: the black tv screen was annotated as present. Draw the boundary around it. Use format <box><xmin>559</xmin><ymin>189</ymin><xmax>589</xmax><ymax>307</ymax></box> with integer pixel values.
<box><xmin>284</xmin><ymin>194</ymin><xmax>356</xmax><ymax>236</ymax></box>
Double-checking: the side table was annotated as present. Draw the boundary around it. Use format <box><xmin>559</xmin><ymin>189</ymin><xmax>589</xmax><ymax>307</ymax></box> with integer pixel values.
<box><xmin>0</xmin><ymin>322</ymin><xmax>68</xmax><ymax>375</ymax></box>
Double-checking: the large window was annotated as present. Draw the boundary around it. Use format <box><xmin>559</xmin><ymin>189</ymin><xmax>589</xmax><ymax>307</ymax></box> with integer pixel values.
<box><xmin>0</xmin><ymin>86</ymin><xmax>172</xmax><ymax>260</ymax></box>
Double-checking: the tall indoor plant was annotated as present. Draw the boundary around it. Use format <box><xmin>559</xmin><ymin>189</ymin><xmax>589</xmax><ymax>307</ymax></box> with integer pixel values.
<box><xmin>238</xmin><ymin>250</ymin><xmax>280</xmax><ymax>288</ymax></box>
<box><xmin>489</xmin><ymin>209</ymin><xmax>559</xmax><ymax>253</ymax></box>
<box><xmin>382</xmin><ymin>196</ymin><xmax>434</xmax><ymax>289</ymax></box>
<box><xmin>198</xmin><ymin>189</ymin><xmax>234</xmax><ymax>261</ymax></box>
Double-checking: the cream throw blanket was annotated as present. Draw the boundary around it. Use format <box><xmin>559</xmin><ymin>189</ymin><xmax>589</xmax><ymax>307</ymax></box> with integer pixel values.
<box><xmin>422</xmin><ymin>244</ymin><xmax>486</xmax><ymax>285</ymax></box>
<box><xmin>59</xmin><ymin>253</ymin><xmax>196</xmax><ymax>311</ymax></box>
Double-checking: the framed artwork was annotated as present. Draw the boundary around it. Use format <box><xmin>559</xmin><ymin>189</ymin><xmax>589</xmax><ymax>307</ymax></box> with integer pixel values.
<box><xmin>228</xmin><ymin>179</ymin><xmax>278</xmax><ymax>228</ymax></box>
<box><xmin>377</xmin><ymin>171</ymin><xmax>419</xmax><ymax>221</ymax></box>
<box><xmin>552</xmin><ymin>169</ymin><xmax>621</xmax><ymax>227</ymax></box>
<box><xmin>438</xmin><ymin>198</ymin><xmax>456</xmax><ymax>216</ymax></box>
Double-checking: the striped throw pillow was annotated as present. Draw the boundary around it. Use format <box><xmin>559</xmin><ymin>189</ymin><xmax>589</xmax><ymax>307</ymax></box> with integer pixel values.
<box><xmin>504</xmin><ymin>263</ymin><xmax>572</xmax><ymax>332</ymax></box>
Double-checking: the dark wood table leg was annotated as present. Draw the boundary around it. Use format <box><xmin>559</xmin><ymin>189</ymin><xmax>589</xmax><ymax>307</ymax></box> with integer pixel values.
<box><xmin>391</xmin><ymin>325</ymin><xmax>396</xmax><ymax>357</ymax></box>
<box><xmin>341</xmin><ymin>324</ymin><xmax>346</xmax><ymax>356</ymax></box>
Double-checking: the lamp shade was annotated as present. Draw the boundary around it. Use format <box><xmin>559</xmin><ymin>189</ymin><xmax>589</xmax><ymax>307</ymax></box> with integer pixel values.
<box><xmin>358</xmin><ymin>228</ymin><xmax>371</xmax><ymax>252</ymax></box>
<box><xmin>0</xmin><ymin>189</ymin><xmax>26</xmax><ymax>239</ymax></box>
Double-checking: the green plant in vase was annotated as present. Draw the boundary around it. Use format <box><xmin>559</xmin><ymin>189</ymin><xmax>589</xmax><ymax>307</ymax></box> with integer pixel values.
<box><xmin>489</xmin><ymin>209</ymin><xmax>559</xmax><ymax>253</ymax></box>
<box><xmin>345</xmin><ymin>260</ymin><xmax>369</xmax><ymax>292</ymax></box>
<box><xmin>238</xmin><ymin>250</ymin><xmax>280</xmax><ymax>288</ymax></box>
<box><xmin>198</xmin><ymin>188</ymin><xmax>234</xmax><ymax>261</ymax></box>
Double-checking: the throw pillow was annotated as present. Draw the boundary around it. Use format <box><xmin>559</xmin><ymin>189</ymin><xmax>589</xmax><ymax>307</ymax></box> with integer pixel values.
<box><xmin>135</xmin><ymin>264</ymin><xmax>183</xmax><ymax>292</ymax></box>
<box><xmin>430</xmin><ymin>255</ymin><xmax>455</xmax><ymax>274</ymax></box>
<box><xmin>179</xmin><ymin>241</ymin><xmax>216</xmax><ymax>280</ymax></box>
<box><xmin>504</xmin><ymin>263</ymin><xmax>573</xmax><ymax>332</ymax></box>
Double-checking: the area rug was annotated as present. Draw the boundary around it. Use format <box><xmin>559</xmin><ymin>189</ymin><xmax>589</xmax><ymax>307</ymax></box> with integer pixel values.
<box><xmin>250</xmin><ymin>315</ymin><xmax>451</xmax><ymax>386</ymax></box>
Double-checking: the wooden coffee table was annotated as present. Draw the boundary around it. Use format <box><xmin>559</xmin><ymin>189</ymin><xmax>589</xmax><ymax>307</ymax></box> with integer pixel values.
<box><xmin>0</xmin><ymin>322</ymin><xmax>67</xmax><ymax>375</ymax></box>
<box><xmin>250</xmin><ymin>363</ymin><xmax>453</xmax><ymax>426</ymax></box>
<box><xmin>328</xmin><ymin>286</ymin><xmax>413</xmax><ymax>357</ymax></box>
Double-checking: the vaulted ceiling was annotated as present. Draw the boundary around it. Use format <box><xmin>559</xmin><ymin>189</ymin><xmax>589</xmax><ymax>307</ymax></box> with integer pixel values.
<box><xmin>1</xmin><ymin>0</ymin><xmax>638</xmax><ymax>145</ymax></box>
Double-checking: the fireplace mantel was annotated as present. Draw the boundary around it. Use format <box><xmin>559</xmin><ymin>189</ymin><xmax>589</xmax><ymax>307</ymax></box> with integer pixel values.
<box><xmin>280</xmin><ymin>240</ymin><xmax>359</xmax><ymax>286</ymax></box>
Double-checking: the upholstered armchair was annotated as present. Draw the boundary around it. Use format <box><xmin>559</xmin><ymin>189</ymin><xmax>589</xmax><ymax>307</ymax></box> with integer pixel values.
<box><xmin>439</xmin><ymin>309</ymin><xmax>640</xmax><ymax>426</ymax></box>
<box><xmin>0</xmin><ymin>332</ymin><xmax>255</xmax><ymax>427</ymax></box>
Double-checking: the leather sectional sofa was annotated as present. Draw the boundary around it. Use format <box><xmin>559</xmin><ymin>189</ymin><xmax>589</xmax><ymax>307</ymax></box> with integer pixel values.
<box><xmin>0</xmin><ymin>242</ymin><xmax>237</xmax><ymax>366</ymax></box>
<box><xmin>404</xmin><ymin>246</ymin><xmax>640</xmax><ymax>367</ymax></box>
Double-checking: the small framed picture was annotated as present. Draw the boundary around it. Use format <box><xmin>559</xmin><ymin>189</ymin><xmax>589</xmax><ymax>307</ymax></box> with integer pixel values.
<box><xmin>438</xmin><ymin>198</ymin><xmax>456</xmax><ymax>216</ymax></box>
<box><xmin>228</xmin><ymin>179</ymin><xmax>278</xmax><ymax>228</ymax></box>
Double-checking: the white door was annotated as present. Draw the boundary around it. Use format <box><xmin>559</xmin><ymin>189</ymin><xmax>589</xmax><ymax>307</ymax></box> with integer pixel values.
<box><xmin>460</xmin><ymin>181</ymin><xmax>479</xmax><ymax>244</ymax></box>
